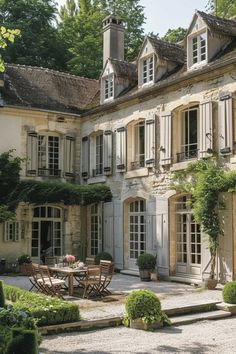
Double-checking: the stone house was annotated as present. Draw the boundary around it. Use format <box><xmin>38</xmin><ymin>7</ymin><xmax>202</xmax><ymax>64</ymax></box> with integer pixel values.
<box><xmin>1</xmin><ymin>10</ymin><xmax>236</xmax><ymax>283</ymax></box>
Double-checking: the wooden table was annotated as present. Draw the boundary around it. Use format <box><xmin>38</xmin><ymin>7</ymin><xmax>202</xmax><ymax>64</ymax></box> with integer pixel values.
<box><xmin>50</xmin><ymin>266</ymin><xmax>87</xmax><ymax>296</ymax></box>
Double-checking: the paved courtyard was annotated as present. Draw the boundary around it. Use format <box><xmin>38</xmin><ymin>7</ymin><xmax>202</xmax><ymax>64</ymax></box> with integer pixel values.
<box><xmin>0</xmin><ymin>273</ymin><xmax>223</xmax><ymax>320</ymax></box>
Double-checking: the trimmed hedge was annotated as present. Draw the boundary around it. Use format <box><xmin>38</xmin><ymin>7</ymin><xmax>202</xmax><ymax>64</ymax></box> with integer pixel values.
<box><xmin>94</xmin><ymin>251</ymin><xmax>113</xmax><ymax>265</ymax></box>
<box><xmin>0</xmin><ymin>280</ymin><xmax>5</xmax><ymax>307</ymax></box>
<box><xmin>6</xmin><ymin>328</ymin><xmax>38</xmax><ymax>354</ymax></box>
<box><xmin>4</xmin><ymin>284</ymin><xmax>80</xmax><ymax>326</ymax></box>
<box><xmin>222</xmin><ymin>281</ymin><xmax>236</xmax><ymax>304</ymax></box>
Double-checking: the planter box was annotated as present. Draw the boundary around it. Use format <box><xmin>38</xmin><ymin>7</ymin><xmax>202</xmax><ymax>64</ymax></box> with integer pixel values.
<box><xmin>130</xmin><ymin>318</ymin><xmax>163</xmax><ymax>331</ymax></box>
<box><xmin>139</xmin><ymin>269</ymin><xmax>151</xmax><ymax>281</ymax></box>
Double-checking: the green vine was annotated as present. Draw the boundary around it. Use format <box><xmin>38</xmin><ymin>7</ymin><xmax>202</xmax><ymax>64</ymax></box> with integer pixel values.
<box><xmin>172</xmin><ymin>157</ymin><xmax>236</xmax><ymax>279</ymax></box>
<box><xmin>7</xmin><ymin>180</ymin><xmax>112</xmax><ymax>209</ymax></box>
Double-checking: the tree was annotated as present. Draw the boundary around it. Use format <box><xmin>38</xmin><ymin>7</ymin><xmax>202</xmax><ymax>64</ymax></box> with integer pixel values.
<box><xmin>207</xmin><ymin>0</ymin><xmax>236</xmax><ymax>18</ymax></box>
<box><xmin>0</xmin><ymin>151</ymin><xmax>22</xmax><ymax>222</ymax></box>
<box><xmin>161</xmin><ymin>27</ymin><xmax>187</xmax><ymax>43</ymax></box>
<box><xmin>59</xmin><ymin>0</ymin><xmax>146</xmax><ymax>78</ymax></box>
<box><xmin>0</xmin><ymin>0</ymin><xmax>67</xmax><ymax>71</ymax></box>
<box><xmin>0</xmin><ymin>26</ymin><xmax>20</xmax><ymax>71</ymax></box>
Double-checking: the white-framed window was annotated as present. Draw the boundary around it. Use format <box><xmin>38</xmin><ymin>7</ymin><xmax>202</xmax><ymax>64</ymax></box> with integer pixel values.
<box><xmin>131</xmin><ymin>122</ymin><xmax>145</xmax><ymax>170</ymax></box>
<box><xmin>129</xmin><ymin>200</ymin><xmax>146</xmax><ymax>262</ymax></box>
<box><xmin>142</xmin><ymin>55</ymin><xmax>154</xmax><ymax>84</ymax></box>
<box><xmin>94</xmin><ymin>134</ymin><xmax>103</xmax><ymax>176</ymax></box>
<box><xmin>38</xmin><ymin>134</ymin><xmax>60</xmax><ymax>177</ymax></box>
<box><xmin>103</xmin><ymin>74</ymin><xmax>114</xmax><ymax>100</ymax></box>
<box><xmin>4</xmin><ymin>221</ymin><xmax>20</xmax><ymax>242</ymax></box>
<box><xmin>190</xmin><ymin>31</ymin><xmax>207</xmax><ymax>67</ymax></box>
<box><xmin>177</xmin><ymin>106</ymin><xmax>198</xmax><ymax>162</ymax></box>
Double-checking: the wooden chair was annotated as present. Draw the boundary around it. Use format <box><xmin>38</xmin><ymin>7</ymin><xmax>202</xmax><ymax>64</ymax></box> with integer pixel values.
<box><xmin>38</xmin><ymin>265</ymin><xmax>65</xmax><ymax>297</ymax></box>
<box><xmin>24</xmin><ymin>263</ymin><xmax>40</xmax><ymax>292</ymax></box>
<box><xmin>99</xmin><ymin>260</ymin><xmax>114</xmax><ymax>296</ymax></box>
<box><xmin>44</xmin><ymin>256</ymin><xmax>58</xmax><ymax>266</ymax></box>
<box><xmin>85</xmin><ymin>257</ymin><xmax>95</xmax><ymax>266</ymax></box>
<box><xmin>80</xmin><ymin>266</ymin><xmax>101</xmax><ymax>299</ymax></box>
<box><xmin>31</xmin><ymin>263</ymin><xmax>48</xmax><ymax>293</ymax></box>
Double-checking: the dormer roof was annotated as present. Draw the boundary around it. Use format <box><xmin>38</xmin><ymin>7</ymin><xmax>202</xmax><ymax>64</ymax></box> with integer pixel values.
<box><xmin>101</xmin><ymin>58</ymin><xmax>137</xmax><ymax>82</ymax></box>
<box><xmin>138</xmin><ymin>36</ymin><xmax>185</xmax><ymax>65</ymax></box>
<box><xmin>188</xmin><ymin>10</ymin><xmax>236</xmax><ymax>37</ymax></box>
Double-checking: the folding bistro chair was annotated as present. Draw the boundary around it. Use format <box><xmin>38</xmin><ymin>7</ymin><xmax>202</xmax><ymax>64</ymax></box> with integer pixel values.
<box><xmin>24</xmin><ymin>262</ymin><xmax>40</xmax><ymax>292</ymax></box>
<box><xmin>99</xmin><ymin>260</ymin><xmax>114</xmax><ymax>296</ymax></box>
<box><xmin>38</xmin><ymin>265</ymin><xmax>65</xmax><ymax>297</ymax></box>
<box><xmin>80</xmin><ymin>266</ymin><xmax>101</xmax><ymax>299</ymax></box>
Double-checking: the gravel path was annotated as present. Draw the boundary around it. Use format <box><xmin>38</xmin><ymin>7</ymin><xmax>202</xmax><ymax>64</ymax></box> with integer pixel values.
<box><xmin>39</xmin><ymin>317</ymin><xmax>236</xmax><ymax>354</ymax></box>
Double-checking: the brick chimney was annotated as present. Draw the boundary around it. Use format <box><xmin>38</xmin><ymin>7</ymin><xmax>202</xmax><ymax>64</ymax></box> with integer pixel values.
<box><xmin>103</xmin><ymin>15</ymin><xmax>124</xmax><ymax>67</ymax></box>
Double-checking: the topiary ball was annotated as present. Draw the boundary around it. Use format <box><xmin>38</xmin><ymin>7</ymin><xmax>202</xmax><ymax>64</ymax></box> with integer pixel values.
<box><xmin>222</xmin><ymin>281</ymin><xmax>236</xmax><ymax>304</ymax></box>
<box><xmin>0</xmin><ymin>280</ymin><xmax>5</xmax><ymax>308</ymax></box>
<box><xmin>94</xmin><ymin>251</ymin><xmax>113</xmax><ymax>265</ymax></box>
<box><xmin>125</xmin><ymin>289</ymin><xmax>161</xmax><ymax>320</ymax></box>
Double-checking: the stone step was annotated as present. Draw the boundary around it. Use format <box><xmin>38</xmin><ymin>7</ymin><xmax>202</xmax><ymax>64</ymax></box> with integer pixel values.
<box><xmin>170</xmin><ymin>310</ymin><xmax>231</xmax><ymax>326</ymax></box>
<box><xmin>120</xmin><ymin>270</ymin><xmax>139</xmax><ymax>277</ymax></box>
<box><xmin>164</xmin><ymin>301</ymin><xmax>220</xmax><ymax>317</ymax></box>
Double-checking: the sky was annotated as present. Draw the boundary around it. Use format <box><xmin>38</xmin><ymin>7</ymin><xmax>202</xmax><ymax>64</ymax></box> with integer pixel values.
<box><xmin>56</xmin><ymin>0</ymin><xmax>209</xmax><ymax>36</ymax></box>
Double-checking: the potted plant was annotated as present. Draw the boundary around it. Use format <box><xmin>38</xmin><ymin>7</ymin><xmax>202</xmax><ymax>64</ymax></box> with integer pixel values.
<box><xmin>94</xmin><ymin>251</ymin><xmax>113</xmax><ymax>265</ymax></box>
<box><xmin>123</xmin><ymin>289</ymin><xmax>170</xmax><ymax>330</ymax></box>
<box><xmin>17</xmin><ymin>254</ymin><xmax>31</xmax><ymax>274</ymax></box>
<box><xmin>136</xmin><ymin>253</ymin><xmax>156</xmax><ymax>281</ymax></box>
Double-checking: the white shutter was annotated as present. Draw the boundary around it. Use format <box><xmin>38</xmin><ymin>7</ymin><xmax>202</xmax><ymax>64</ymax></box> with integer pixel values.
<box><xmin>103</xmin><ymin>202</ymin><xmax>114</xmax><ymax>256</ymax></box>
<box><xmin>146</xmin><ymin>200</ymin><xmax>156</xmax><ymax>256</ymax></box>
<box><xmin>155</xmin><ymin>197</ymin><xmax>169</xmax><ymax>276</ymax></box>
<box><xmin>145</xmin><ymin>114</ymin><xmax>156</xmax><ymax>166</ymax></box>
<box><xmin>64</xmin><ymin>135</ymin><xmax>75</xmax><ymax>177</ymax></box>
<box><xmin>114</xmin><ymin>200</ymin><xmax>123</xmax><ymax>269</ymax></box>
<box><xmin>116</xmin><ymin>127</ymin><xmax>126</xmax><ymax>172</ymax></box>
<box><xmin>199</xmin><ymin>101</ymin><xmax>213</xmax><ymax>158</ymax></box>
<box><xmin>82</xmin><ymin>136</ymin><xmax>89</xmax><ymax>180</ymax></box>
<box><xmin>218</xmin><ymin>95</ymin><xmax>233</xmax><ymax>154</ymax></box>
<box><xmin>26</xmin><ymin>131</ymin><xmax>38</xmax><ymax>175</ymax></box>
<box><xmin>103</xmin><ymin>130</ymin><xmax>112</xmax><ymax>175</ymax></box>
<box><xmin>160</xmin><ymin>112</ymin><xmax>172</xmax><ymax>165</ymax></box>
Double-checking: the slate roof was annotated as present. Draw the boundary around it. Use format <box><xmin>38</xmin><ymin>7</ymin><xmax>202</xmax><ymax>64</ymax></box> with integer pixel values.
<box><xmin>197</xmin><ymin>11</ymin><xmax>236</xmax><ymax>37</ymax></box>
<box><xmin>109</xmin><ymin>58</ymin><xmax>137</xmax><ymax>82</ymax></box>
<box><xmin>147</xmin><ymin>37</ymin><xmax>186</xmax><ymax>64</ymax></box>
<box><xmin>1</xmin><ymin>64</ymin><xmax>99</xmax><ymax>114</ymax></box>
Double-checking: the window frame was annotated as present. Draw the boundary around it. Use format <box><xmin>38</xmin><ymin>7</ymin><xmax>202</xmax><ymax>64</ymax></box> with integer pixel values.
<box><xmin>4</xmin><ymin>221</ymin><xmax>21</xmax><ymax>242</ymax></box>
<box><xmin>103</xmin><ymin>73</ymin><xmax>114</xmax><ymax>101</ymax></box>
<box><xmin>38</xmin><ymin>132</ymin><xmax>61</xmax><ymax>177</ymax></box>
<box><xmin>131</xmin><ymin>121</ymin><xmax>145</xmax><ymax>170</ymax></box>
<box><xmin>188</xmin><ymin>30</ymin><xmax>207</xmax><ymax>69</ymax></box>
<box><xmin>141</xmin><ymin>55</ymin><xmax>154</xmax><ymax>85</ymax></box>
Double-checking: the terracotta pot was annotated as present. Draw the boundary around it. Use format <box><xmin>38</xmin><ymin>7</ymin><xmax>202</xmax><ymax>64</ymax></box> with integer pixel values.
<box><xmin>130</xmin><ymin>318</ymin><xmax>163</xmax><ymax>331</ymax></box>
<box><xmin>205</xmin><ymin>278</ymin><xmax>218</xmax><ymax>290</ymax></box>
<box><xmin>139</xmin><ymin>269</ymin><xmax>152</xmax><ymax>281</ymax></box>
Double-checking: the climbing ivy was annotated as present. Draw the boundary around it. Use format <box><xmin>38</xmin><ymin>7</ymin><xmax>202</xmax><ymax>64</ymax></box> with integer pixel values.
<box><xmin>172</xmin><ymin>157</ymin><xmax>236</xmax><ymax>279</ymax></box>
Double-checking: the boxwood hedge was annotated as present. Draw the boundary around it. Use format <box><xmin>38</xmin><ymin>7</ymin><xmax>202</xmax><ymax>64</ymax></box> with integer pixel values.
<box><xmin>3</xmin><ymin>284</ymin><xmax>80</xmax><ymax>326</ymax></box>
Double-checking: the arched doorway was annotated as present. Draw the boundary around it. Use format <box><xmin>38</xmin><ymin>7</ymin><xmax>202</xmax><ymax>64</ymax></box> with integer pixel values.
<box><xmin>31</xmin><ymin>206</ymin><xmax>63</xmax><ymax>261</ymax></box>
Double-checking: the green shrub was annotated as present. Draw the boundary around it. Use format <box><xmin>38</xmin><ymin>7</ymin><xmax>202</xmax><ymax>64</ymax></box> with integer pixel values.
<box><xmin>94</xmin><ymin>251</ymin><xmax>113</xmax><ymax>265</ymax></box>
<box><xmin>0</xmin><ymin>280</ymin><xmax>5</xmax><ymax>307</ymax></box>
<box><xmin>222</xmin><ymin>281</ymin><xmax>236</xmax><ymax>304</ymax></box>
<box><xmin>3</xmin><ymin>284</ymin><xmax>80</xmax><ymax>326</ymax></box>
<box><xmin>0</xmin><ymin>306</ymin><xmax>37</xmax><ymax>354</ymax></box>
<box><xmin>125</xmin><ymin>289</ymin><xmax>169</xmax><ymax>325</ymax></box>
<box><xmin>136</xmin><ymin>253</ymin><xmax>156</xmax><ymax>270</ymax></box>
<box><xmin>17</xmin><ymin>254</ymin><xmax>31</xmax><ymax>265</ymax></box>
<box><xmin>7</xmin><ymin>328</ymin><xmax>38</xmax><ymax>354</ymax></box>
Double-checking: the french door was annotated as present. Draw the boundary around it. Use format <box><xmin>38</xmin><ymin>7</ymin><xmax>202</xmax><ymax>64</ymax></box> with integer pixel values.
<box><xmin>176</xmin><ymin>197</ymin><xmax>201</xmax><ymax>277</ymax></box>
<box><xmin>128</xmin><ymin>200</ymin><xmax>146</xmax><ymax>270</ymax></box>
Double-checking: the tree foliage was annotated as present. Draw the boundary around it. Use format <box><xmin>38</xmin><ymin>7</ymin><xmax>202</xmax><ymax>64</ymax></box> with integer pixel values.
<box><xmin>0</xmin><ymin>0</ymin><xmax>67</xmax><ymax>70</ymax></box>
<box><xmin>207</xmin><ymin>0</ymin><xmax>236</xmax><ymax>18</ymax></box>
<box><xmin>0</xmin><ymin>26</ymin><xmax>20</xmax><ymax>72</ymax></box>
<box><xmin>59</xmin><ymin>0</ymin><xmax>145</xmax><ymax>78</ymax></box>
<box><xmin>161</xmin><ymin>27</ymin><xmax>187</xmax><ymax>43</ymax></box>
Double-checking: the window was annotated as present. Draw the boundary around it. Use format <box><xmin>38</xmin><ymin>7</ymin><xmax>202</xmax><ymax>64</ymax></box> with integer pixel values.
<box><xmin>93</xmin><ymin>134</ymin><xmax>103</xmax><ymax>177</ymax></box>
<box><xmin>191</xmin><ymin>31</ymin><xmax>206</xmax><ymax>66</ymax></box>
<box><xmin>38</xmin><ymin>135</ymin><xmax>60</xmax><ymax>177</ymax></box>
<box><xmin>4</xmin><ymin>221</ymin><xmax>20</xmax><ymax>242</ymax></box>
<box><xmin>177</xmin><ymin>106</ymin><xmax>198</xmax><ymax>162</ymax></box>
<box><xmin>142</xmin><ymin>56</ymin><xmax>153</xmax><ymax>84</ymax></box>
<box><xmin>90</xmin><ymin>204</ymin><xmax>100</xmax><ymax>256</ymax></box>
<box><xmin>131</xmin><ymin>122</ymin><xmax>145</xmax><ymax>170</ymax></box>
<box><xmin>104</xmin><ymin>74</ymin><xmax>114</xmax><ymax>100</ymax></box>
<box><xmin>129</xmin><ymin>200</ymin><xmax>146</xmax><ymax>264</ymax></box>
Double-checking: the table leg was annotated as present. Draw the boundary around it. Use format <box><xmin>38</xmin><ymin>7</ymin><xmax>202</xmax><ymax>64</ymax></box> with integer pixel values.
<box><xmin>68</xmin><ymin>273</ymin><xmax>74</xmax><ymax>296</ymax></box>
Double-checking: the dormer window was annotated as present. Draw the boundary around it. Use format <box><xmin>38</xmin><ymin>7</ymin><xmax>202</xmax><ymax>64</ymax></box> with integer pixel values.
<box><xmin>189</xmin><ymin>31</ymin><xmax>207</xmax><ymax>68</ymax></box>
<box><xmin>104</xmin><ymin>74</ymin><xmax>114</xmax><ymax>100</ymax></box>
<box><xmin>142</xmin><ymin>55</ymin><xmax>153</xmax><ymax>84</ymax></box>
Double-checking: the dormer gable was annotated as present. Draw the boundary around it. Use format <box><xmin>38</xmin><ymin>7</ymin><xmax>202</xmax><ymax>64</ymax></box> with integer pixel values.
<box><xmin>100</xmin><ymin>58</ymin><xmax>137</xmax><ymax>104</ymax></box>
<box><xmin>137</xmin><ymin>36</ymin><xmax>185</xmax><ymax>88</ymax></box>
<box><xmin>186</xmin><ymin>10</ymin><xmax>236</xmax><ymax>70</ymax></box>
